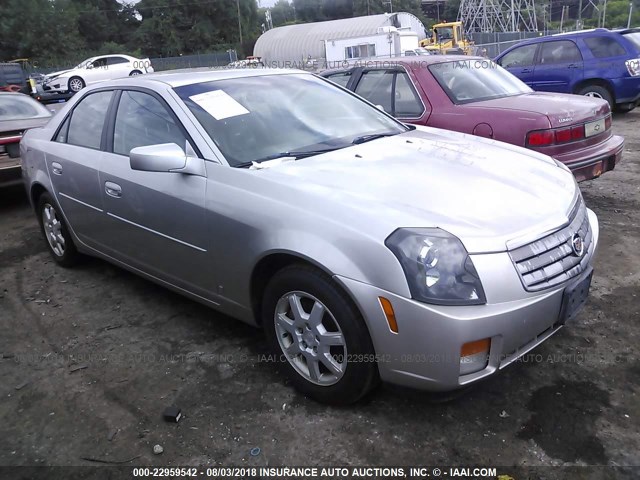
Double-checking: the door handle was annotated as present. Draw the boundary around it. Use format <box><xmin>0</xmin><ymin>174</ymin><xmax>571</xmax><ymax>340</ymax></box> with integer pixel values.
<box><xmin>105</xmin><ymin>181</ymin><xmax>122</xmax><ymax>198</ymax></box>
<box><xmin>51</xmin><ymin>162</ymin><xmax>63</xmax><ymax>175</ymax></box>
<box><xmin>521</xmin><ymin>68</ymin><xmax>532</xmax><ymax>73</ymax></box>
<box><xmin>568</xmin><ymin>63</ymin><xmax>580</xmax><ymax>69</ymax></box>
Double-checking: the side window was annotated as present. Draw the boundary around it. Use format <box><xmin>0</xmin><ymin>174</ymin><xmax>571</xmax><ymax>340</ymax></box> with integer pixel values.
<box><xmin>325</xmin><ymin>71</ymin><xmax>352</xmax><ymax>88</ymax></box>
<box><xmin>54</xmin><ymin>116</ymin><xmax>70</xmax><ymax>143</ymax></box>
<box><xmin>354</xmin><ymin>70</ymin><xmax>394</xmax><ymax>114</ymax></box>
<box><xmin>539</xmin><ymin>41</ymin><xmax>582</xmax><ymax>64</ymax></box>
<box><xmin>394</xmin><ymin>72</ymin><xmax>424</xmax><ymax>118</ymax></box>
<box><xmin>91</xmin><ymin>57</ymin><xmax>108</xmax><ymax>68</ymax></box>
<box><xmin>584</xmin><ymin>36</ymin><xmax>626</xmax><ymax>58</ymax></box>
<box><xmin>107</xmin><ymin>57</ymin><xmax>129</xmax><ymax>66</ymax></box>
<box><xmin>113</xmin><ymin>90</ymin><xmax>187</xmax><ymax>156</ymax></box>
<box><xmin>67</xmin><ymin>91</ymin><xmax>113</xmax><ymax>149</ymax></box>
<box><xmin>499</xmin><ymin>44</ymin><xmax>538</xmax><ymax>68</ymax></box>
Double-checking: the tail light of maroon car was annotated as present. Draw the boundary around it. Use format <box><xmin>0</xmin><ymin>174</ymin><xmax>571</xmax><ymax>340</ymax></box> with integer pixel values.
<box><xmin>526</xmin><ymin>115</ymin><xmax>611</xmax><ymax>147</ymax></box>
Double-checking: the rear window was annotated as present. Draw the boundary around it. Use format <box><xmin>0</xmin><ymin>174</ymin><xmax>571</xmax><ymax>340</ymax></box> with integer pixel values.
<box><xmin>622</xmin><ymin>32</ymin><xmax>640</xmax><ymax>52</ymax></box>
<box><xmin>0</xmin><ymin>94</ymin><xmax>51</xmax><ymax>121</ymax></box>
<box><xmin>429</xmin><ymin>60</ymin><xmax>531</xmax><ymax>104</ymax></box>
<box><xmin>584</xmin><ymin>36</ymin><xmax>626</xmax><ymax>57</ymax></box>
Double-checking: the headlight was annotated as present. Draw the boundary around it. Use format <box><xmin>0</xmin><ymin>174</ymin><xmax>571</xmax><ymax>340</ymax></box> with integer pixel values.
<box><xmin>385</xmin><ymin>228</ymin><xmax>486</xmax><ymax>306</ymax></box>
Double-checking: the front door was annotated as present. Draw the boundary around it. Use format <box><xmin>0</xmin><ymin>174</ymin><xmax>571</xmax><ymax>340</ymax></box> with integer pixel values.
<box><xmin>97</xmin><ymin>89</ymin><xmax>210</xmax><ymax>294</ymax></box>
<box><xmin>532</xmin><ymin>40</ymin><xmax>584</xmax><ymax>93</ymax></box>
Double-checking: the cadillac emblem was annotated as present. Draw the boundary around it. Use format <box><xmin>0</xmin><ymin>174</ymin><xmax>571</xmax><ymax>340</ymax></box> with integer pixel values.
<box><xmin>571</xmin><ymin>233</ymin><xmax>584</xmax><ymax>257</ymax></box>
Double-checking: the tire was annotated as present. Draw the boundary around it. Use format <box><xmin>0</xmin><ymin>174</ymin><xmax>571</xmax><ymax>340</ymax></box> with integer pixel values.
<box><xmin>68</xmin><ymin>76</ymin><xmax>85</xmax><ymax>93</ymax></box>
<box><xmin>37</xmin><ymin>192</ymin><xmax>80</xmax><ymax>267</ymax></box>
<box><xmin>615</xmin><ymin>103</ymin><xmax>635</xmax><ymax>114</ymax></box>
<box><xmin>577</xmin><ymin>84</ymin><xmax>613</xmax><ymax>109</ymax></box>
<box><xmin>129</xmin><ymin>70</ymin><xmax>143</xmax><ymax>76</ymax></box>
<box><xmin>262</xmin><ymin>264</ymin><xmax>379</xmax><ymax>404</ymax></box>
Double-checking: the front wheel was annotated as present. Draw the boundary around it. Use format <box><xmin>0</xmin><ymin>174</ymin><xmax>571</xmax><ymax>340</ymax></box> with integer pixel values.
<box><xmin>37</xmin><ymin>192</ymin><xmax>80</xmax><ymax>267</ymax></box>
<box><xmin>577</xmin><ymin>84</ymin><xmax>613</xmax><ymax>109</ymax></box>
<box><xmin>68</xmin><ymin>76</ymin><xmax>85</xmax><ymax>93</ymax></box>
<box><xmin>262</xmin><ymin>265</ymin><xmax>378</xmax><ymax>404</ymax></box>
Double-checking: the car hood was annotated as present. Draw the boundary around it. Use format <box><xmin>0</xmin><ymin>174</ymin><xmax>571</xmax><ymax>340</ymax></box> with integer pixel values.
<box><xmin>468</xmin><ymin>92</ymin><xmax>610</xmax><ymax>128</ymax></box>
<box><xmin>252</xmin><ymin>126</ymin><xmax>578</xmax><ymax>254</ymax></box>
<box><xmin>44</xmin><ymin>69</ymin><xmax>75</xmax><ymax>80</ymax></box>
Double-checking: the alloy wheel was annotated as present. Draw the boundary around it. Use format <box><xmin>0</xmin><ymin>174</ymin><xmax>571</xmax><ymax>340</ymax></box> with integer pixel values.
<box><xmin>274</xmin><ymin>291</ymin><xmax>347</xmax><ymax>386</ymax></box>
<box><xmin>69</xmin><ymin>78</ymin><xmax>83</xmax><ymax>92</ymax></box>
<box><xmin>42</xmin><ymin>203</ymin><xmax>65</xmax><ymax>257</ymax></box>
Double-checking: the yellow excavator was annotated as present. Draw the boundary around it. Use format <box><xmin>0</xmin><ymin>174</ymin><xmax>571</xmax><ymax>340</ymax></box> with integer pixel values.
<box><xmin>419</xmin><ymin>21</ymin><xmax>476</xmax><ymax>55</ymax></box>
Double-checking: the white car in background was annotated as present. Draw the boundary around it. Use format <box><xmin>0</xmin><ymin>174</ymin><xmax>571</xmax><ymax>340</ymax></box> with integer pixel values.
<box><xmin>42</xmin><ymin>54</ymin><xmax>154</xmax><ymax>94</ymax></box>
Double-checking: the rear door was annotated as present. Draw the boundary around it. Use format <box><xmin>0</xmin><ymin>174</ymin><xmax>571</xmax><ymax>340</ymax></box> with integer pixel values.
<box><xmin>98</xmin><ymin>88</ymin><xmax>210</xmax><ymax>293</ymax></box>
<box><xmin>45</xmin><ymin>90</ymin><xmax>114</xmax><ymax>249</ymax></box>
<box><xmin>532</xmin><ymin>40</ymin><xmax>583</xmax><ymax>93</ymax></box>
<box><xmin>497</xmin><ymin>43</ymin><xmax>539</xmax><ymax>86</ymax></box>
<box><xmin>106</xmin><ymin>56</ymin><xmax>132</xmax><ymax>79</ymax></box>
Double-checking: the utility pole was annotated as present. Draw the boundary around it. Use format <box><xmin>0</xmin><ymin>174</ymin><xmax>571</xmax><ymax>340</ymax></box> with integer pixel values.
<box><xmin>560</xmin><ymin>5</ymin><xmax>566</xmax><ymax>31</ymax></box>
<box><xmin>602</xmin><ymin>0</ymin><xmax>607</xmax><ymax>28</ymax></box>
<box><xmin>577</xmin><ymin>0</ymin><xmax>583</xmax><ymax>29</ymax></box>
<box><xmin>628</xmin><ymin>1</ymin><xmax>633</xmax><ymax>28</ymax></box>
<box><xmin>511</xmin><ymin>0</ymin><xmax>516</xmax><ymax>30</ymax></box>
<box><xmin>237</xmin><ymin>0</ymin><xmax>243</xmax><ymax>44</ymax></box>
<box><xmin>367</xmin><ymin>0</ymin><xmax>370</xmax><ymax>15</ymax></box>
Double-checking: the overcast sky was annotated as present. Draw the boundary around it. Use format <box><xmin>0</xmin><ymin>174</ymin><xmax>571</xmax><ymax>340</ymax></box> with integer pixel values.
<box><xmin>119</xmin><ymin>0</ymin><xmax>280</xmax><ymax>7</ymax></box>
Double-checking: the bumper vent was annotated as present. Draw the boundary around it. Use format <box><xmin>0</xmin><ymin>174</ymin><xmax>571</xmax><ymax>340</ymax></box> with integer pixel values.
<box><xmin>509</xmin><ymin>199</ymin><xmax>592</xmax><ymax>292</ymax></box>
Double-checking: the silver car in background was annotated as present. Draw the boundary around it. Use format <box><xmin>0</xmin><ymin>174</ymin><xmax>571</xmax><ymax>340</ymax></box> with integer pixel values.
<box><xmin>21</xmin><ymin>69</ymin><xmax>598</xmax><ymax>404</ymax></box>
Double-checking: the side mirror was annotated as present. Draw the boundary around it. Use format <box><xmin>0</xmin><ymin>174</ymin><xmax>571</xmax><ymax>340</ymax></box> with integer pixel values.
<box><xmin>130</xmin><ymin>143</ymin><xmax>205</xmax><ymax>176</ymax></box>
<box><xmin>86</xmin><ymin>63</ymin><xmax>94</xmax><ymax>69</ymax></box>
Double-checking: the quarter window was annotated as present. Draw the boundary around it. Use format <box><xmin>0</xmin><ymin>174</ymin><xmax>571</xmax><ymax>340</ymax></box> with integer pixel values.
<box><xmin>584</xmin><ymin>36</ymin><xmax>626</xmax><ymax>57</ymax></box>
<box><xmin>66</xmin><ymin>91</ymin><xmax>113</xmax><ymax>149</ymax></box>
<box><xmin>394</xmin><ymin>72</ymin><xmax>424</xmax><ymax>118</ymax></box>
<box><xmin>113</xmin><ymin>90</ymin><xmax>187</xmax><ymax>156</ymax></box>
<box><xmin>499</xmin><ymin>44</ymin><xmax>538</xmax><ymax>68</ymax></box>
<box><xmin>539</xmin><ymin>41</ymin><xmax>582</xmax><ymax>64</ymax></box>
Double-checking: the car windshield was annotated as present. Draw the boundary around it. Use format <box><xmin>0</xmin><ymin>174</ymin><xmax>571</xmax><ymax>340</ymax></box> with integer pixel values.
<box><xmin>175</xmin><ymin>73</ymin><xmax>407</xmax><ymax>166</ymax></box>
<box><xmin>622</xmin><ymin>32</ymin><xmax>640</xmax><ymax>52</ymax></box>
<box><xmin>0</xmin><ymin>95</ymin><xmax>51</xmax><ymax>121</ymax></box>
<box><xmin>429</xmin><ymin>60</ymin><xmax>532</xmax><ymax>104</ymax></box>
<box><xmin>75</xmin><ymin>59</ymin><xmax>92</xmax><ymax>69</ymax></box>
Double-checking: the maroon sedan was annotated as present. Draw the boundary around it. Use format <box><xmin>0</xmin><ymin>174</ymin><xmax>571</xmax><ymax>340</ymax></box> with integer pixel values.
<box><xmin>321</xmin><ymin>56</ymin><xmax>624</xmax><ymax>182</ymax></box>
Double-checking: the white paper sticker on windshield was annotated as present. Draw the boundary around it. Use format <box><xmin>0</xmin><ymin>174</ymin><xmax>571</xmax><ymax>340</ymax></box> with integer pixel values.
<box><xmin>189</xmin><ymin>90</ymin><xmax>249</xmax><ymax>120</ymax></box>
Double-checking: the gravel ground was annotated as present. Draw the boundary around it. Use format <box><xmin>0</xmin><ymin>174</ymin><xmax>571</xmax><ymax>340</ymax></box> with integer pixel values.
<box><xmin>0</xmin><ymin>109</ymin><xmax>638</xmax><ymax>479</ymax></box>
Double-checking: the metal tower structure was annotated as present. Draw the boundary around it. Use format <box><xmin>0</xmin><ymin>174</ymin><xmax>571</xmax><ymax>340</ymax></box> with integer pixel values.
<box><xmin>457</xmin><ymin>0</ymin><xmax>539</xmax><ymax>33</ymax></box>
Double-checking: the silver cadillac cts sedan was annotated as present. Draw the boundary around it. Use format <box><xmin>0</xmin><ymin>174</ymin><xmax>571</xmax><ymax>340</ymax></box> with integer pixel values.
<box><xmin>21</xmin><ymin>69</ymin><xmax>598</xmax><ymax>404</ymax></box>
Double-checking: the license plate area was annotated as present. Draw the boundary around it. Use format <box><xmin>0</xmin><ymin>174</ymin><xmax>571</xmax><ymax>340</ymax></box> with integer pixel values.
<box><xmin>559</xmin><ymin>269</ymin><xmax>593</xmax><ymax>324</ymax></box>
<box><xmin>585</xmin><ymin>118</ymin><xmax>605</xmax><ymax>137</ymax></box>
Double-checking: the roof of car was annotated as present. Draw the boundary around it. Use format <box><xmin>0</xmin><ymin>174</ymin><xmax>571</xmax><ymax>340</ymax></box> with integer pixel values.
<box><xmin>321</xmin><ymin>54</ymin><xmax>485</xmax><ymax>72</ymax></box>
<box><xmin>107</xmin><ymin>67</ymin><xmax>304</xmax><ymax>88</ymax></box>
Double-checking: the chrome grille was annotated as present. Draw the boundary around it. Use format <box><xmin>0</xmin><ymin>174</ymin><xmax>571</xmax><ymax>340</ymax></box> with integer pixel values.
<box><xmin>509</xmin><ymin>199</ymin><xmax>592</xmax><ymax>292</ymax></box>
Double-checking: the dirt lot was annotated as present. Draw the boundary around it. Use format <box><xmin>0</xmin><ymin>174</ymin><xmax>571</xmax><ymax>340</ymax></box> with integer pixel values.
<box><xmin>0</xmin><ymin>110</ymin><xmax>638</xmax><ymax>478</ymax></box>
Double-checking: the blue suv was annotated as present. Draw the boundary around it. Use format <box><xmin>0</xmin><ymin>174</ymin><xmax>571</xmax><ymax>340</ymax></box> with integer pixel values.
<box><xmin>496</xmin><ymin>28</ymin><xmax>640</xmax><ymax>113</ymax></box>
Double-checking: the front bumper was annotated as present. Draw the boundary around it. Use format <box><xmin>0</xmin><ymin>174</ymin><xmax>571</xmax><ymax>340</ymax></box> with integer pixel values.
<box><xmin>552</xmin><ymin>134</ymin><xmax>624</xmax><ymax>182</ymax></box>
<box><xmin>336</xmin><ymin>209</ymin><xmax>599</xmax><ymax>392</ymax></box>
<box><xmin>42</xmin><ymin>77</ymin><xmax>69</xmax><ymax>94</ymax></box>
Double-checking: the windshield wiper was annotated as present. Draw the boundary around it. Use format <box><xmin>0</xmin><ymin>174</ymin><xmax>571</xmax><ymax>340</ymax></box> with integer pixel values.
<box><xmin>351</xmin><ymin>132</ymin><xmax>400</xmax><ymax>145</ymax></box>
<box><xmin>234</xmin><ymin>147</ymin><xmax>345</xmax><ymax>167</ymax></box>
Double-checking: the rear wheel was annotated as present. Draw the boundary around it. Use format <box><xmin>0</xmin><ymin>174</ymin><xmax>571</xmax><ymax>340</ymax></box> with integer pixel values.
<box><xmin>129</xmin><ymin>70</ymin><xmax>143</xmax><ymax>76</ymax></box>
<box><xmin>68</xmin><ymin>76</ymin><xmax>85</xmax><ymax>93</ymax></box>
<box><xmin>262</xmin><ymin>265</ymin><xmax>378</xmax><ymax>404</ymax></box>
<box><xmin>37</xmin><ymin>192</ymin><xmax>79</xmax><ymax>267</ymax></box>
<box><xmin>577</xmin><ymin>84</ymin><xmax>613</xmax><ymax>109</ymax></box>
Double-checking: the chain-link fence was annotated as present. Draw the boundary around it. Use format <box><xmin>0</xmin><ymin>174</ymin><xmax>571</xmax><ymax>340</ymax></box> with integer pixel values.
<box><xmin>469</xmin><ymin>31</ymin><xmax>560</xmax><ymax>58</ymax></box>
